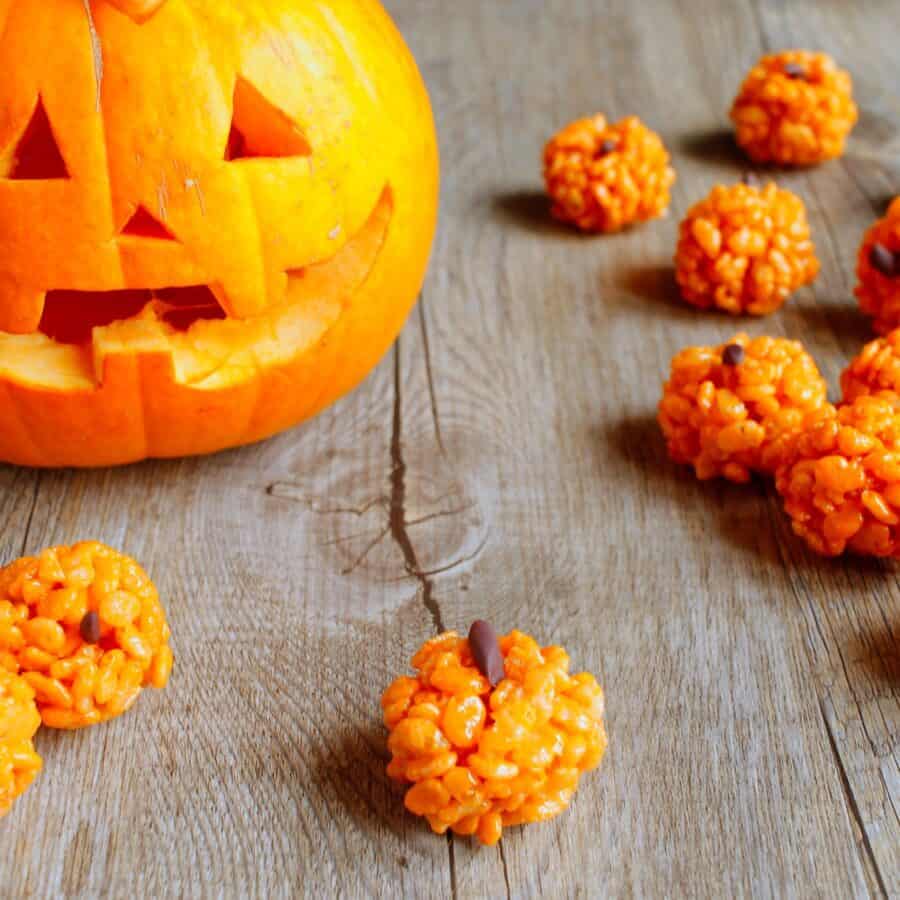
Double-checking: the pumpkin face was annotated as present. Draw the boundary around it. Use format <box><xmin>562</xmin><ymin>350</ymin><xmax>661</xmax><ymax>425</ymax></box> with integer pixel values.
<box><xmin>0</xmin><ymin>0</ymin><xmax>439</xmax><ymax>467</ymax></box>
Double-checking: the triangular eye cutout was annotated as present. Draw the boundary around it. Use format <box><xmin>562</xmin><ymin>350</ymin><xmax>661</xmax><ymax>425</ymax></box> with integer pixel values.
<box><xmin>120</xmin><ymin>206</ymin><xmax>178</xmax><ymax>241</ymax></box>
<box><xmin>225</xmin><ymin>77</ymin><xmax>312</xmax><ymax>161</ymax></box>
<box><xmin>3</xmin><ymin>99</ymin><xmax>70</xmax><ymax>180</ymax></box>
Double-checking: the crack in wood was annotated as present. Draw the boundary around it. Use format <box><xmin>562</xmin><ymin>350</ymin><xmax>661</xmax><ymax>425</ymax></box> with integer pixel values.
<box><xmin>268</xmin><ymin>473</ymin><xmax>481</xmax><ymax>582</ymax></box>
<box><xmin>407</xmin><ymin>504</ymin><xmax>477</xmax><ymax>528</ymax></box>
<box><xmin>418</xmin><ymin>299</ymin><xmax>445</xmax><ymax>455</ymax></box>
<box><xmin>764</xmin><ymin>487</ymin><xmax>895</xmax><ymax>894</ymax></box>
<box><xmin>382</xmin><ymin>533</ymin><xmax>490</xmax><ymax>583</ymax></box>
<box><xmin>499</xmin><ymin>840</ymin><xmax>513</xmax><ymax>900</ymax></box>
<box><xmin>267</xmin><ymin>484</ymin><xmax>473</xmax><ymax>529</ymax></box>
<box><xmin>340</xmin><ymin>525</ymin><xmax>391</xmax><ymax>577</ymax></box>
<box><xmin>766</xmin><ymin>493</ymin><xmax>896</xmax><ymax>761</ymax></box>
<box><xmin>761</xmin><ymin>488</ymin><xmax>830</xmax><ymax>656</ymax></box>
<box><xmin>820</xmin><ymin>696</ymin><xmax>890</xmax><ymax>898</ymax></box>
<box><xmin>390</xmin><ymin>339</ymin><xmax>445</xmax><ymax>633</ymax></box>
<box><xmin>266</xmin><ymin>485</ymin><xmax>389</xmax><ymax>518</ymax></box>
<box><xmin>447</xmin><ymin>832</ymin><xmax>459</xmax><ymax>900</ymax></box>
<box><xmin>20</xmin><ymin>472</ymin><xmax>41</xmax><ymax>556</ymax></box>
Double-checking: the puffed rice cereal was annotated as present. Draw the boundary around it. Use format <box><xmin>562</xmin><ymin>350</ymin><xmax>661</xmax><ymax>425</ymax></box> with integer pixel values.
<box><xmin>855</xmin><ymin>198</ymin><xmax>900</xmax><ymax>335</ymax></box>
<box><xmin>775</xmin><ymin>393</ymin><xmax>900</xmax><ymax>556</ymax></box>
<box><xmin>674</xmin><ymin>181</ymin><xmax>819</xmax><ymax>315</ymax></box>
<box><xmin>382</xmin><ymin>623</ymin><xmax>607</xmax><ymax>846</ymax></box>
<box><xmin>730</xmin><ymin>50</ymin><xmax>857</xmax><ymax>165</ymax></box>
<box><xmin>0</xmin><ymin>668</ymin><xmax>42</xmax><ymax>817</ymax></box>
<box><xmin>0</xmin><ymin>543</ymin><xmax>173</xmax><ymax>729</ymax></box>
<box><xmin>543</xmin><ymin>114</ymin><xmax>675</xmax><ymax>232</ymax></box>
<box><xmin>659</xmin><ymin>334</ymin><xmax>828</xmax><ymax>483</ymax></box>
<box><xmin>841</xmin><ymin>328</ymin><xmax>900</xmax><ymax>403</ymax></box>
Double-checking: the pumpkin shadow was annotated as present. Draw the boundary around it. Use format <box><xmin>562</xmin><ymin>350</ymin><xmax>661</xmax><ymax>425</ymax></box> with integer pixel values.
<box><xmin>611</xmin><ymin>263</ymin><xmax>751</xmax><ymax>327</ymax></box>
<box><xmin>600</xmin><ymin>412</ymin><xmax>670</xmax><ymax>477</ymax></box>
<box><xmin>602</xmin><ymin>412</ymin><xmax>900</xmax><ymax>594</ymax></box>
<box><xmin>304</xmin><ymin>720</ymin><xmax>414</xmax><ymax>842</ymax></box>
<box><xmin>792</xmin><ymin>302</ymin><xmax>873</xmax><ymax>353</ymax></box>
<box><xmin>677</xmin><ymin>127</ymin><xmax>807</xmax><ymax>180</ymax></box>
<box><xmin>614</xmin><ymin>263</ymin><xmax>686</xmax><ymax>313</ymax></box>
<box><xmin>849</xmin><ymin>104</ymin><xmax>900</xmax><ymax>158</ymax></box>
<box><xmin>846</xmin><ymin>619</ymin><xmax>900</xmax><ymax>688</ymax></box>
<box><xmin>598</xmin><ymin>413</ymin><xmax>784</xmax><ymax>568</ymax></box>
<box><xmin>677</xmin><ymin>127</ymin><xmax>748</xmax><ymax>171</ymax></box>
<box><xmin>492</xmin><ymin>189</ymin><xmax>569</xmax><ymax>237</ymax></box>
<box><xmin>763</xmin><ymin>497</ymin><xmax>899</xmax><ymax>580</ymax></box>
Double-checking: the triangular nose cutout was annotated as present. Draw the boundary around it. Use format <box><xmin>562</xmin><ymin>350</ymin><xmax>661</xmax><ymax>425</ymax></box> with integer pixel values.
<box><xmin>120</xmin><ymin>206</ymin><xmax>178</xmax><ymax>241</ymax></box>
<box><xmin>4</xmin><ymin>98</ymin><xmax>70</xmax><ymax>180</ymax></box>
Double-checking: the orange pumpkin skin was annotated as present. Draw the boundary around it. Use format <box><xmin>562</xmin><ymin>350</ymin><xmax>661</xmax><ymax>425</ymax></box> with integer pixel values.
<box><xmin>0</xmin><ymin>0</ymin><xmax>438</xmax><ymax>467</ymax></box>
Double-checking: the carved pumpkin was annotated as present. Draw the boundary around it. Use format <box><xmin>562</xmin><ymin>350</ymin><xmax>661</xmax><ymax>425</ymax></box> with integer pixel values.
<box><xmin>0</xmin><ymin>0</ymin><xmax>439</xmax><ymax>466</ymax></box>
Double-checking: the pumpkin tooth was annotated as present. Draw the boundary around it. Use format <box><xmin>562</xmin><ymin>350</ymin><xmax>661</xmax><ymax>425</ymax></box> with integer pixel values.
<box><xmin>210</xmin><ymin>273</ymin><xmax>274</xmax><ymax>320</ymax></box>
<box><xmin>0</xmin><ymin>281</ymin><xmax>45</xmax><ymax>335</ymax></box>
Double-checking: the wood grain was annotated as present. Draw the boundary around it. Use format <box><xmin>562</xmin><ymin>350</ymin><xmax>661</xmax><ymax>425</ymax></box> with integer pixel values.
<box><xmin>2</xmin><ymin>0</ymin><xmax>900</xmax><ymax>896</ymax></box>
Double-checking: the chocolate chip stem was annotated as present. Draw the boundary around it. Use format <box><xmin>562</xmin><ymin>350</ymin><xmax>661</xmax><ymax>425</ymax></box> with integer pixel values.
<box><xmin>870</xmin><ymin>243</ymin><xmax>897</xmax><ymax>278</ymax></box>
<box><xmin>80</xmin><ymin>610</ymin><xmax>101</xmax><ymax>644</ymax></box>
<box><xmin>598</xmin><ymin>138</ymin><xmax>619</xmax><ymax>156</ymax></box>
<box><xmin>468</xmin><ymin>620</ymin><xmax>505</xmax><ymax>687</ymax></box>
<box><xmin>722</xmin><ymin>343</ymin><xmax>746</xmax><ymax>366</ymax></box>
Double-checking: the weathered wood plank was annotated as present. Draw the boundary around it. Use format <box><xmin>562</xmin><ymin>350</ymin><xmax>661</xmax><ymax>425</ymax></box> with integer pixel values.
<box><xmin>1</xmin><ymin>0</ymin><xmax>899</xmax><ymax>897</ymax></box>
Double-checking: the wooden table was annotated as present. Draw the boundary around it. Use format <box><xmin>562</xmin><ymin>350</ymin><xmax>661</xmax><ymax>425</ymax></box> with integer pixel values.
<box><xmin>5</xmin><ymin>0</ymin><xmax>900</xmax><ymax>896</ymax></box>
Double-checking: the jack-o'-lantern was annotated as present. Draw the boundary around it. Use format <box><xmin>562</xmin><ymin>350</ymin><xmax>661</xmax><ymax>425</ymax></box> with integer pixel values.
<box><xmin>0</xmin><ymin>0</ymin><xmax>439</xmax><ymax>466</ymax></box>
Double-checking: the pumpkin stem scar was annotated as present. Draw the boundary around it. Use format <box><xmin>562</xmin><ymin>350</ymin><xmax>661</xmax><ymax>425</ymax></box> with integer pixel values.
<box><xmin>81</xmin><ymin>0</ymin><xmax>104</xmax><ymax>110</ymax></box>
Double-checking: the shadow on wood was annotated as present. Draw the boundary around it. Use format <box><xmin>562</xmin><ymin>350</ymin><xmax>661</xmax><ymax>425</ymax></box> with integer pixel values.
<box><xmin>847</xmin><ymin>618</ymin><xmax>900</xmax><ymax>688</ymax></box>
<box><xmin>310</xmin><ymin>723</ymin><xmax>410</xmax><ymax>836</ymax></box>
<box><xmin>792</xmin><ymin>302</ymin><xmax>873</xmax><ymax>358</ymax></box>
<box><xmin>613</xmin><ymin>263</ymin><xmax>687</xmax><ymax>313</ymax></box>
<box><xmin>609</xmin><ymin>262</ymin><xmax>751</xmax><ymax>327</ymax></box>
<box><xmin>491</xmin><ymin>190</ymin><xmax>568</xmax><ymax>237</ymax></box>
<box><xmin>600</xmin><ymin>413</ymin><xmax>785</xmax><ymax>568</ymax></box>
<box><xmin>677</xmin><ymin>127</ymin><xmax>748</xmax><ymax>171</ymax></box>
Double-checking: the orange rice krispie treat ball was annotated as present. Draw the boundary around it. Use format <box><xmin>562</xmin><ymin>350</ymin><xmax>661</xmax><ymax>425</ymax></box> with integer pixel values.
<box><xmin>382</xmin><ymin>621</ymin><xmax>607</xmax><ymax>846</ymax></box>
<box><xmin>730</xmin><ymin>51</ymin><xmax>857</xmax><ymax>165</ymax></box>
<box><xmin>543</xmin><ymin>114</ymin><xmax>675</xmax><ymax>233</ymax></box>
<box><xmin>659</xmin><ymin>334</ymin><xmax>828</xmax><ymax>483</ymax></box>
<box><xmin>0</xmin><ymin>543</ymin><xmax>173</xmax><ymax>729</ymax></box>
<box><xmin>855</xmin><ymin>198</ymin><xmax>900</xmax><ymax>334</ymax></box>
<box><xmin>0</xmin><ymin>669</ymin><xmax>42</xmax><ymax>817</ymax></box>
<box><xmin>775</xmin><ymin>394</ymin><xmax>900</xmax><ymax>557</ymax></box>
<box><xmin>841</xmin><ymin>328</ymin><xmax>900</xmax><ymax>402</ymax></box>
<box><xmin>675</xmin><ymin>181</ymin><xmax>819</xmax><ymax>315</ymax></box>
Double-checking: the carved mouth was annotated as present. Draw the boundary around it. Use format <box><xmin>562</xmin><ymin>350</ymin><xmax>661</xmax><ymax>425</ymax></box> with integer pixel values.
<box><xmin>0</xmin><ymin>187</ymin><xmax>393</xmax><ymax>390</ymax></box>
<box><xmin>39</xmin><ymin>285</ymin><xmax>227</xmax><ymax>345</ymax></box>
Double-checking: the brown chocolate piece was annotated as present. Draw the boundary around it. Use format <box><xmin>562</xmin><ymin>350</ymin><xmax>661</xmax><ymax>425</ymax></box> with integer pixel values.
<box><xmin>870</xmin><ymin>243</ymin><xmax>897</xmax><ymax>277</ymax></box>
<box><xmin>722</xmin><ymin>343</ymin><xmax>746</xmax><ymax>366</ymax></box>
<box><xmin>783</xmin><ymin>62</ymin><xmax>807</xmax><ymax>79</ymax></box>
<box><xmin>598</xmin><ymin>138</ymin><xmax>619</xmax><ymax>156</ymax></box>
<box><xmin>468</xmin><ymin>620</ymin><xmax>505</xmax><ymax>686</ymax></box>
<box><xmin>80</xmin><ymin>610</ymin><xmax>101</xmax><ymax>644</ymax></box>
